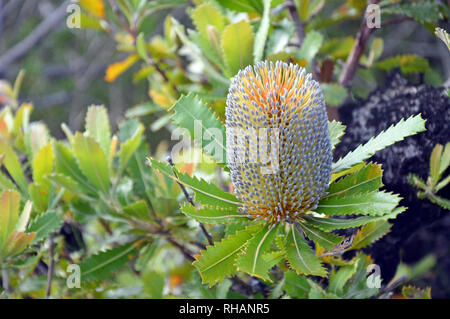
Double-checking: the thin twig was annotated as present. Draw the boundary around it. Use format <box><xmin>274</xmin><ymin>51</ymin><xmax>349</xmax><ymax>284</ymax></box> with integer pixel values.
<box><xmin>46</xmin><ymin>235</ymin><xmax>55</xmax><ymax>298</ymax></box>
<box><xmin>108</xmin><ymin>0</ymin><xmax>136</xmax><ymax>39</ymax></box>
<box><xmin>0</xmin><ymin>1</ymin><xmax>69</xmax><ymax>72</ymax></box>
<box><xmin>167</xmin><ymin>237</ymin><xmax>196</xmax><ymax>262</ymax></box>
<box><xmin>285</xmin><ymin>0</ymin><xmax>305</xmax><ymax>47</ymax></box>
<box><xmin>167</xmin><ymin>156</ymin><xmax>214</xmax><ymax>246</ymax></box>
<box><xmin>339</xmin><ymin>0</ymin><xmax>381</xmax><ymax>87</ymax></box>
<box><xmin>374</xmin><ymin>274</ymin><xmax>407</xmax><ymax>299</ymax></box>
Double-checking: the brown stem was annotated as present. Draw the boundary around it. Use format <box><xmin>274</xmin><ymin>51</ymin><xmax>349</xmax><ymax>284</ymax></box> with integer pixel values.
<box><xmin>338</xmin><ymin>0</ymin><xmax>381</xmax><ymax>87</ymax></box>
<box><xmin>167</xmin><ymin>156</ymin><xmax>214</xmax><ymax>246</ymax></box>
<box><xmin>167</xmin><ymin>237</ymin><xmax>196</xmax><ymax>262</ymax></box>
<box><xmin>108</xmin><ymin>0</ymin><xmax>136</xmax><ymax>39</ymax></box>
<box><xmin>286</xmin><ymin>0</ymin><xmax>305</xmax><ymax>47</ymax></box>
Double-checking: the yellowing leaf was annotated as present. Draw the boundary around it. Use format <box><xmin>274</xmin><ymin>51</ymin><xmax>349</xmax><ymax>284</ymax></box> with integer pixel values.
<box><xmin>105</xmin><ymin>54</ymin><xmax>139</xmax><ymax>82</ymax></box>
<box><xmin>0</xmin><ymin>190</ymin><xmax>20</xmax><ymax>248</ymax></box>
<box><xmin>80</xmin><ymin>0</ymin><xmax>105</xmax><ymax>18</ymax></box>
<box><xmin>149</xmin><ymin>88</ymin><xmax>176</xmax><ymax>108</ymax></box>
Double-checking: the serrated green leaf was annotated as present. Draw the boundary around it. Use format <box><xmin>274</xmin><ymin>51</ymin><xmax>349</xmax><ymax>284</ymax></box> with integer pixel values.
<box><xmin>253</xmin><ymin>0</ymin><xmax>271</xmax><ymax>62</ymax></box>
<box><xmin>317</xmin><ymin>191</ymin><xmax>401</xmax><ymax>217</ymax></box>
<box><xmin>285</xmin><ymin>225</ymin><xmax>327</xmax><ymax>277</ymax></box>
<box><xmin>80</xmin><ymin>241</ymin><xmax>140</xmax><ymax>281</ymax></box>
<box><xmin>325</xmin><ymin>163</ymin><xmax>383</xmax><ymax>198</ymax></box>
<box><xmin>119</xmin><ymin>122</ymin><xmax>144</xmax><ymax>172</ymax></box>
<box><xmin>328</xmin><ymin>263</ymin><xmax>357</xmax><ymax>295</ymax></box>
<box><xmin>351</xmin><ymin>220</ymin><xmax>391</xmax><ymax>250</ymax></box>
<box><xmin>170</xmin><ymin>93</ymin><xmax>226</xmax><ymax>163</ymax></box>
<box><xmin>237</xmin><ymin>224</ymin><xmax>278</xmax><ymax>281</ymax></box>
<box><xmin>193</xmin><ymin>225</ymin><xmax>259</xmax><ymax>287</ymax></box>
<box><xmin>305</xmin><ymin>206</ymin><xmax>406</xmax><ymax>231</ymax></box>
<box><xmin>53</xmin><ymin>141</ymin><xmax>97</xmax><ymax>196</ymax></box>
<box><xmin>181</xmin><ymin>204</ymin><xmax>248</xmax><ymax>224</ymax></box>
<box><xmin>27</xmin><ymin>211</ymin><xmax>63</xmax><ymax>244</ymax></box>
<box><xmin>333</xmin><ymin>114</ymin><xmax>426</xmax><ymax>173</ymax></box>
<box><xmin>221</xmin><ymin>20</ymin><xmax>254</xmax><ymax>77</ymax></box>
<box><xmin>85</xmin><ymin>105</ymin><xmax>111</xmax><ymax>156</ymax></box>
<box><xmin>328</xmin><ymin>120</ymin><xmax>345</xmax><ymax>150</ymax></box>
<box><xmin>344</xmin><ymin>253</ymin><xmax>378</xmax><ymax>298</ymax></box>
<box><xmin>72</xmin><ymin>132</ymin><xmax>110</xmax><ymax>194</ymax></box>
<box><xmin>426</xmin><ymin>193</ymin><xmax>450</xmax><ymax>210</ymax></box>
<box><xmin>263</xmin><ymin>250</ymin><xmax>285</xmax><ymax>268</ymax></box>
<box><xmin>149</xmin><ymin>158</ymin><xmax>240</xmax><ymax>208</ymax></box>
<box><xmin>298</xmin><ymin>221</ymin><xmax>342</xmax><ymax>250</ymax></box>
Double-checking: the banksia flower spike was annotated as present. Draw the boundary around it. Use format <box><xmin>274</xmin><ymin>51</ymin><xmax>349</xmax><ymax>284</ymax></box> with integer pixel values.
<box><xmin>226</xmin><ymin>61</ymin><xmax>332</xmax><ymax>226</ymax></box>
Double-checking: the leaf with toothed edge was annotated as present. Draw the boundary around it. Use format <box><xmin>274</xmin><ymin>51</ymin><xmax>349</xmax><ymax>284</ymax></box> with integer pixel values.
<box><xmin>317</xmin><ymin>191</ymin><xmax>401</xmax><ymax>216</ymax></box>
<box><xmin>193</xmin><ymin>225</ymin><xmax>260</xmax><ymax>287</ymax></box>
<box><xmin>180</xmin><ymin>204</ymin><xmax>249</xmax><ymax>225</ymax></box>
<box><xmin>170</xmin><ymin>93</ymin><xmax>226</xmax><ymax>164</ymax></box>
<box><xmin>285</xmin><ymin>224</ymin><xmax>327</xmax><ymax>277</ymax></box>
<box><xmin>79</xmin><ymin>241</ymin><xmax>140</xmax><ymax>281</ymax></box>
<box><xmin>328</xmin><ymin>263</ymin><xmax>358</xmax><ymax>295</ymax></box>
<box><xmin>350</xmin><ymin>220</ymin><xmax>392</xmax><ymax>250</ymax></box>
<box><xmin>304</xmin><ymin>206</ymin><xmax>406</xmax><ymax>231</ymax></box>
<box><xmin>298</xmin><ymin>221</ymin><xmax>343</xmax><ymax>250</ymax></box>
<box><xmin>237</xmin><ymin>224</ymin><xmax>278</xmax><ymax>281</ymax></box>
<box><xmin>71</xmin><ymin>133</ymin><xmax>110</xmax><ymax>194</ymax></box>
<box><xmin>263</xmin><ymin>250</ymin><xmax>285</xmax><ymax>269</ymax></box>
<box><xmin>26</xmin><ymin>211</ymin><xmax>63</xmax><ymax>244</ymax></box>
<box><xmin>328</xmin><ymin>120</ymin><xmax>346</xmax><ymax>150</ymax></box>
<box><xmin>325</xmin><ymin>163</ymin><xmax>383</xmax><ymax>198</ymax></box>
<box><xmin>148</xmin><ymin>158</ymin><xmax>240</xmax><ymax>208</ymax></box>
<box><xmin>332</xmin><ymin>114</ymin><xmax>426</xmax><ymax>173</ymax></box>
